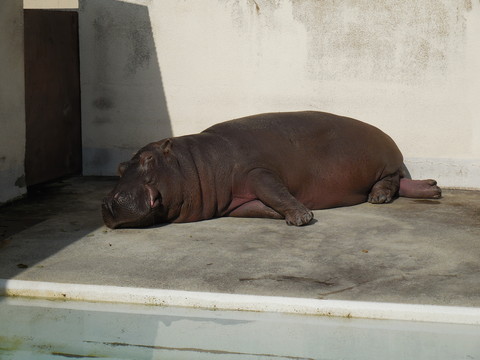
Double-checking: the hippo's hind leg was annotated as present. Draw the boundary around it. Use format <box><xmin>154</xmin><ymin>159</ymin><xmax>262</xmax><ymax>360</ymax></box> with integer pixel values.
<box><xmin>228</xmin><ymin>200</ymin><xmax>283</xmax><ymax>219</ymax></box>
<box><xmin>368</xmin><ymin>171</ymin><xmax>400</xmax><ymax>204</ymax></box>
<box><xmin>399</xmin><ymin>178</ymin><xmax>442</xmax><ymax>199</ymax></box>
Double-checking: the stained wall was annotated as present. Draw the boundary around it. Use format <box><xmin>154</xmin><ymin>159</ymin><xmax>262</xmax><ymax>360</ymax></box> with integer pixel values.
<box><xmin>80</xmin><ymin>0</ymin><xmax>480</xmax><ymax>187</ymax></box>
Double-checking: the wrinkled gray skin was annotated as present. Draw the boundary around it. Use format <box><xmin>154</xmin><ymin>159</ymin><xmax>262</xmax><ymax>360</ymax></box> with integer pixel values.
<box><xmin>102</xmin><ymin>111</ymin><xmax>441</xmax><ymax>228</ymax></box>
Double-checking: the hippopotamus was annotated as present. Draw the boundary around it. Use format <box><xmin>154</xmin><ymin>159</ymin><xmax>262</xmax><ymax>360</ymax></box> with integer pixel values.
<box><xmin>102</xmin><ymin>111</ymin><xmax>441</xmax><ymax>228</ymax></box>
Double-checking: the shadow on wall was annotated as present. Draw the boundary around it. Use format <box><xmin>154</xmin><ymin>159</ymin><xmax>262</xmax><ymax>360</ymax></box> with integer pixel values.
<box><xmin>80</xmin><ymin>0</ymin><xmax>172</xmax><ymax>176</ymax></box>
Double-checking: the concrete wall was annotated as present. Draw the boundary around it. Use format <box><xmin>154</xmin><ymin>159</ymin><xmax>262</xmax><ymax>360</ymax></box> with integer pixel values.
<box><xmin>79</xmin><ymin>0</ymin><xmax>172</xmax><ymax>175</ymax></box>
<box><xmin>0</xmin><ymin>1</ymin><xmax>27</xmax><ymax>203</ymax></box>
<box><xmin>80</xmin><ymin>0</ymin><xmax>480</xmax><ymax>188</ymax></box>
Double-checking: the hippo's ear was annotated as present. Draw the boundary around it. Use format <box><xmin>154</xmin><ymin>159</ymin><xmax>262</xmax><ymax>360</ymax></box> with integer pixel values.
<box><xmin>117</xmin><ymin>162</ymin><xmax>129</xmax><ymax>177</ymax></box>
<box><xmin>160</xmin><ymin>139</ymin><xmax>172</xmax><ymax>155</ymax></box>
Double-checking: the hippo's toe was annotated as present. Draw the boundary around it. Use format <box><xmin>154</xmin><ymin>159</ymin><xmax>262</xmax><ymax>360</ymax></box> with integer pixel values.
<box><xmin>285</xmin><ymin>209</ymin><xmax>314</xmax><ymax>226</ymax></box>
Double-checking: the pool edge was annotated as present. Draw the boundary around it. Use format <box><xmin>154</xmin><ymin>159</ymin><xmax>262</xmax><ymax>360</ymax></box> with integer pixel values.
<box><xmin>1</xmin><ymin>278</ymin><xmax>479</xmax><ymax>325</ymax></box>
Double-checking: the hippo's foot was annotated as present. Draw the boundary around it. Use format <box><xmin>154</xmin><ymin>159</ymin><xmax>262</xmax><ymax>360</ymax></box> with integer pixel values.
<box><xmin>399</xmin><ymin>178</ymin><xmax>442</xmax><ymax>199</ymax></box>
<box><xmin>368</xmin><ymin>188</ymin><xmax>395</xmax><ymax>204</ymax></box>
<box><xmin>368</xmin><ymin>172</ymin><xmax>400</xmax><ymax>204</ymax></box>
<box><xmin>285</xmin><ymin>208</ymin><xmax>314</xmax><ymax>226</ymax></box>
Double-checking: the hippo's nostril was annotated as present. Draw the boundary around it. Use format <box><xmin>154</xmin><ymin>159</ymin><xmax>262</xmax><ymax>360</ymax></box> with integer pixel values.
<box><xmin>101</xmin><ymin>199</ymin><xmax>119</xmax><ymax>229</ymax></box>
<box><xmin>102</xmin><ymin>198</ymin><xmax>115</xmax><ymax>217</ymax></box>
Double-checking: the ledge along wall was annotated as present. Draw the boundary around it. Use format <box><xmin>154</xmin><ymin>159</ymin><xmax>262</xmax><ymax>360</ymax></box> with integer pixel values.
<box><xmin>0</xmin><ymin>0</ymin><xmax>27</xmax><ymax>204</ymax></box>
<box><xmin>78</xmin><ymin>0</ymin><xmax>478</xmax><ymax>188</ymax></box>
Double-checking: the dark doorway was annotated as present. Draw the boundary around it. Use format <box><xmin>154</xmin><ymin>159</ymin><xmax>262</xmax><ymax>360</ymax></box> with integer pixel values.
<box><xmin>24</xmin><ymin>10</ymin><xmax>82</xmax><ymax>186</ymax></box>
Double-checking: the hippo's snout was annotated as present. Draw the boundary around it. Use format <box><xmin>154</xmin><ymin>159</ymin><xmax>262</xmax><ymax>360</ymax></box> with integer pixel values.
<box><xmin>101</xmin><ymin>190</ymin><xmax>162</xmax><ymax>229</ymax></box>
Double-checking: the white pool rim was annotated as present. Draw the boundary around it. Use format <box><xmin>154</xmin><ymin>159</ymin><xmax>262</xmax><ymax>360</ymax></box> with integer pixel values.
<box><xmin>1</xmin><ymin>279</ymin><xmax>479</xmax><ymax>325</ymax></box>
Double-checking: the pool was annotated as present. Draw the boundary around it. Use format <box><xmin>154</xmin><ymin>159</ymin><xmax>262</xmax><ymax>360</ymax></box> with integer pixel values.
<box><xmin>1</xmin><ymin>280</ymin><xmax>480</xmax><ymax>359</ymax></box>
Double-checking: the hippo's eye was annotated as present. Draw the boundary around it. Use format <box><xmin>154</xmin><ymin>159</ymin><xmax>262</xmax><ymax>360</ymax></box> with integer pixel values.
<box><xmin>140</xmin><ymin>151</ymin><xmax>154</xmax><ymax>168</ymax></box>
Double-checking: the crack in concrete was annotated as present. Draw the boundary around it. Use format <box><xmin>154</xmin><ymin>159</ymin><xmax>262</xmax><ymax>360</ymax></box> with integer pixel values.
<box><xmin>85</xmin><ymin>340</ymin><xmax>316</xmax><ymax>360</ymax></box>
<box><xmin>239</xmin><ymin>275</ymin><xmax>335</xmax><ymax>286</ymax></box>
<box><xmin>317</xmin><ymin>272</ymin><xmax>460</xmax><ymax>298</ymax></box>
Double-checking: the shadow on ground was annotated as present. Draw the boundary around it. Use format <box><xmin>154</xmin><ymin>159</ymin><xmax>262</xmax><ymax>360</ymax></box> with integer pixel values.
<box><xmin>0</xmin><ymin>177</ymin><xmax>114</xmax><ymax>277</ymax></box>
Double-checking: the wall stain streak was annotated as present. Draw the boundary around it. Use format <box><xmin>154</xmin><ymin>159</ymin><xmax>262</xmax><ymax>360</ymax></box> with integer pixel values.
<box><xmin>126</xmin><ymin>27</ymin><xmax>152</xmax><ymax>75</ymax></box>
<box><xmin>291</xmin><ymin>0</ymin><xmax>470</xmax><ymax>84</ymax></box>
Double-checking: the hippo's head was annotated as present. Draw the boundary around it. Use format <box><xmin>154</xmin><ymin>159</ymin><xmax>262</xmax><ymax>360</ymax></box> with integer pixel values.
<box><xmin>102</xmin><ymin>140</ymin><xmax>174</xmax><ymax>229</ymax></box>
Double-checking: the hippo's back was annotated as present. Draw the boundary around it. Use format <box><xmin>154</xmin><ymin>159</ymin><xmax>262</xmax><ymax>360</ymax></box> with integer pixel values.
<box><xmin>204</xmin><ymin>111</ymin><xmax>348</xmax><ymax>137</ymax></box>
<box><xmin>203</xmin><ymin>111</ymin><xmax>401</xmax><ymax>164</ymax></box>
<box><xmin>204</xmin><ymin>111</ymin><xmax>386</xmax><ymax>146</ymax></box>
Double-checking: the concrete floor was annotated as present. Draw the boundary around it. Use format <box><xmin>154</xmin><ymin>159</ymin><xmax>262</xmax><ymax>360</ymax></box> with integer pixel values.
<box><xmin>0</xmin><ymin>176</ymin><xmax>479</xmax><ymax>307</ymax></box>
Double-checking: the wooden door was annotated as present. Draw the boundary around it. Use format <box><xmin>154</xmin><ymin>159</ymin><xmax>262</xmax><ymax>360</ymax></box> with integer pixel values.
<box><xmin>24</xmin><ymin>10</ymin><xmax>82</xmax><ymax>186</ymax></box>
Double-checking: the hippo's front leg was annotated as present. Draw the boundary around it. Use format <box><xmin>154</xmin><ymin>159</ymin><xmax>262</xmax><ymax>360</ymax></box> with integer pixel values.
<box><xmin>246</xmin><ymin>168</ymin><xmax>314</xmax><ymax>226</ymax></box>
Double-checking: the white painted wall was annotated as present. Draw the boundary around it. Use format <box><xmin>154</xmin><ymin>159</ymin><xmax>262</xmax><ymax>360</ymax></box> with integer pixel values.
<box><xmin>80</xmin><ymin>0</ymin><xmax>480</xmax><ymax>188</ymax></box>
<box><xmin>23</xmin><ymin>0</ymin><xmax>78</xmax><ymax>9</ymax></box>
<box><xmin>0</xmin><ymin>0</ymin><xmax>27</xmax><ymax>204</ymax></box>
